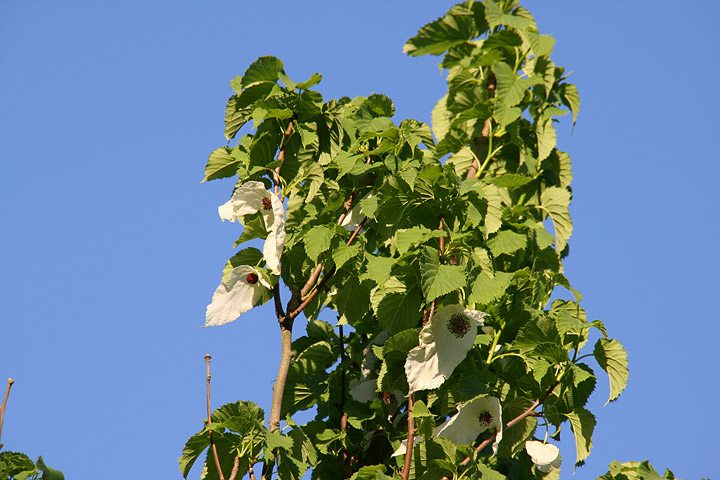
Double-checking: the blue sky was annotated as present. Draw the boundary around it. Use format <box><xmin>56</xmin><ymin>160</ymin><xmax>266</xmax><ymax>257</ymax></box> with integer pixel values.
<box><xmin>1</xmin><ymin>1</ymin><xmax>718</xmax><ymax>479</ymax></box>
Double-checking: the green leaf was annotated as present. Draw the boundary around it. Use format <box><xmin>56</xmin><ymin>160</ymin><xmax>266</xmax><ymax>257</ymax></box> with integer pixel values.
<box><xmin>536</xmin><ymin>119</ymin><xmax>557</xmax><ymax>162</ymax></box>
<box><xmin>411</xmin><ymin>399</ymin><xmax>432</xmax><ymax>419</ymax></box>
<box><xmin>179</xmin><ymin>429</ymin><xmax>210</xmax><ymax>478</ymax></box>
<box><xmin>493</xmin><ymin>103</ymin><xmax>522</xmax><ymax>128</ymax></box>
<box><xmin>593</xmin><ymin>338</ymin><xmax>629</xmax><ymax>405</ymax></box>
<box><xmin>431</xmin><ymin>94</ymin><xmax>450</xmax><ymax>142</ymax></box>
<box><xmin>560</xmin><ymin>83</ymin><xmax>581</xmax><ymax>125</ymax></box>
<box><xmin>203</xmin><ymin>147</ymin><xmax>244</xmax><ymax>182</ymax></box>
<box><xmin>232</xmin><ymin>213</ymin><xmax>268</xmax><ymax>249</ymax></box>
<box><xmin>393</xmin><ymin>226</ymin><xmax>431</xmax><ymax>255</ymax></box>
<box><xmin>566</xmin><ymin>406</ymin><xmax>596</xmax><ymax>464</ymax></box>
<box><xmin>361</xmin><ymin>254</ymin><xmax>396</xmax><ymax>285</ymax></box>
<box><xmin>483</xmin><ymin>0</ymin><xmax>535</xmax><ymax>31</ymax></box>
<box><xmin>35</xmin><ymin>457</ymin><xmax>64</xmax><ymax>480</ymax></box>
<box><xmin>266</xmin><ymin>430</ymin><xmax>294</xmax><ymax>451</ymax></box>
<box><xmin>331</xmin><ymin>242</ymin><xmax>360</xmax><ymax>269</ymax></box>
<box><xmin>492</xmin><ymin>61</ymin><xmax>541</xmax><ymax>107</ymax></box>
<box><xmin>335</xmin><ymin>275</ymin><xmax>371</xmax><ymax>325</ymax></box>
<box><xmin>540</xmin><ymin>186</ymin><xmax>573</xmax><ymax>253</ymax></box>
<box><xmin>241</xmin><ymin>56</ymin><xmax>284</xmax><ymax>88</ymax></box>
<box><xmin>350</xmin><ymin>465</ymin><xmax>390</xmax><ymax>480</ymax></box>
<box><xmin>468</xmin><ymin>271</ymin><xmax>514</xmax><ymax>304</ymax></box>
<box><xmin>487</xmin><ymin>230</ymin><xmax>527</xmax><ymax>256</ymax></box>
<box><xmin>296</xmin><ymin>73</ymin><xmax>322</xmax><ymax>90</ymax></box>
<box><xmin>403</xmin><ymin>0</ymin><xmax>480</xmax><ymax>56</ymax></box>
<box><xmin>420</xmin><ymin>247</ymin><xmax>467</xmax><ymax>301</ymax></box>
<box><xmin>211</xmin><ymin>400</ymin><xmax>266</xmax><ymax>435</ymax></box>
<box><xmin>304</xmin><ymin>225</ymin><xmax>334</xmax><ymax>261</ymax></box>
<box><xmin>0</xmin><ymin>452</ymin><xmax>37</xmax><ymax>479</ymax></box>
<box><xmin>374</xmin><ymin>283</ymin><xmax>423</xmax><ymax>334</ymax></box>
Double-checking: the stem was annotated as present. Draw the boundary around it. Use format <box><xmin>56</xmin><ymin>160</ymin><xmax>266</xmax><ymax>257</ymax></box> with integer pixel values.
<box><xmin>205</xmin><ymin>355</ymin><xmax>226</xmax><ymax>480</ymax></box>
<box><xmin>339</xmin><ymin>324</ymin><xmax>348</xmax><ymax>432</ymax></box>
<box><xmin>268</xmin><ymin>325</ymin><xmax>294</xmax><ymax>432</ymax></box>
<box><xmin>400</xmin><ymin>393</ymin><xmax>415</xmax><ymax>480</ymax></box>
<box><xmin>273</xmin><ymin>120</ymin><xmax>295</xmax><ymax>195</ymax></box>
<box><xmin>486</xmin><ymin>328</ymin><xmax>503</xmax><ymax>364</ymax></box>
<box><xmin>247</xmin><ymin>463</ymin><xmax>257</xmax><ymax>480</ymax></box>
<box><xmin>0</xmin><ymin>378</ymin><xmax>14</xmax><ymax>450</ymax></box>
<box><xmin>227</xmin><ymin>456</ymin><xmax>241</xmax><ymax>480</ymax></box>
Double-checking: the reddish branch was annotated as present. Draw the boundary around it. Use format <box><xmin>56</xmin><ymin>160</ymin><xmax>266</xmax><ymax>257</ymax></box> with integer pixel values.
<box><xmin>400</xmin><ymin>393</ymin><xmax>416</xmax><ymax>480</ymax></box>
<box><xmin>0</xmin><ymin>378</ymin><xmax>14</xmax><ymax>450</ymax></box>
<box><xmin>205</xmin><ymin>355</ymin><xmax>227</xmax><ymax>480</ymax></box>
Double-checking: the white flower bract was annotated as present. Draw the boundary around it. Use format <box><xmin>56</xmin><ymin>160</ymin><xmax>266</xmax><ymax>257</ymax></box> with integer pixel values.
<box><xmin>204</xmin><ymin>265</ymin><xmax>271</xmax><ymax>327</ymax></box>
<box><xmin>218</xmin><ymin>181</ymin><xmax>286</xmax><ymax>275</ymax></box>
<box><xmin>392</xmin><ymin>395</ymin><xmax>503</xmax><ymax>457</ymax></box>
<box><xmin>404</xmin><ymin>305</ymin><xmax>487</xmax><ymax>393</ymax></box>
<box><xmin>525</xmin><ymin>440</ymin><xmax>562</xmax><ymax>472</ymax></box>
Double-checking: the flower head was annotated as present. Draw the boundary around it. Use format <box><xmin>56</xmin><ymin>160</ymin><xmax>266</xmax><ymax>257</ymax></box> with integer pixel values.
<box><xmin>525</xmin><ymin>440</ymin><xmax>562</xmax><ymax>472</ymax></box>
<box><xmin>392</xmin><ymin>395</ymin><xmax>502</xmax><ymax>457</ymax></box>
<box><xmin>218</xmin><ymin>181</ymin><xmax>285</xmax><ymax>275</ymax></box>
<box><xmin>404</xmin><ymin>305</ymin><xmax>487</xmax><ymax>393</ymax></box>
<box><xmin>204</xmin><ymin>265</ymin><xmax>271</xmax><ymax>327</ymax></box>
<box><xmin>435</xmin><ymin>396</ymin><xmax>503</xmax><ymax>455</ymax></box>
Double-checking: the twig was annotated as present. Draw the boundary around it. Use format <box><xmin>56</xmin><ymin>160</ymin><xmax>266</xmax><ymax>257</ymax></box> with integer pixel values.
<box><xmin>228</xmin><ymin>456</ymin><xmax>241</xmax><ymax>480</ymax></box>
<box><xmin>339</xmin><ymin>324</ymin><xmax>348</xmax><ymax>432</ymax></box>
<box><xmin>273</xmin><ymin>120</ymin><xmax>295</xmax><ymax>195</ymax></box>
<box><xmin>247</xmin><ymin>462</ymin><xmax>257</xmax><ymax>480</ymax></box>
<box><xmin>400</xmin><ymin>393</ymin><xmax>415</xmax><ymax>480</ymax></box>
<box><xmin>205</xmin><ymin>355</ymin><xmax>226</xmax><ymax>480</ymax></box>
<box><xmin>0</xmin><ymin>378</ymin><xmax>14</xmax><ymax>450</ymax></box>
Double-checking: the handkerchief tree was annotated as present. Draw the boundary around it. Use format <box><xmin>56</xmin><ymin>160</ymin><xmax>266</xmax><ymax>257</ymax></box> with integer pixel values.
<box><xmin>180</xmin><ymin>1</ymin><xmax>675</xmax><ymax>480</ymax></box>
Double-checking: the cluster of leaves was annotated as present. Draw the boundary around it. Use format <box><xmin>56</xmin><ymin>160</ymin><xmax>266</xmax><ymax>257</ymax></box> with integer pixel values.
<box><xmin>0</xmin><ymin>453</ymin><xmax>64</xmax><ymax>480</ymax></box>
<box><xmin>181</xmin><ymin>1</ymin><xmax>643</xmax><ymax>479</ymax></box>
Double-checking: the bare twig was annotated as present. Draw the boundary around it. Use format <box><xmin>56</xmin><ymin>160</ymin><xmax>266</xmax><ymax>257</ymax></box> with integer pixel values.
<box><xmin>400</xmin><ymin>393</ymin><xmax>415</xmax><ymax>480</ymax></box>
<box><xmin>339</xmin><ymin>324</ymin><xmax>348</xmax><ymax>432</ymax></box>
<box><xmin>0</xmin><ymin>378</ymin><xmax>15</xmax><ymax>450</ymax></box>
<box><xmin>205</xmin><ymin>355</ymin><xmax>226</xmax><ymax>480</ymax></box>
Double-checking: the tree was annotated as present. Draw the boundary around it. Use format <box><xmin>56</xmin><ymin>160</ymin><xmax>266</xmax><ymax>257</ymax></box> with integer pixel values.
<box><xmin>180</xmin><ymin>1</ymin><xmax>677</xmax><ymax>479</ymax></box>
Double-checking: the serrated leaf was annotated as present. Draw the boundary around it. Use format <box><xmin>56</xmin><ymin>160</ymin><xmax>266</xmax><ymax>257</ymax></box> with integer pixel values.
<box><xmin>411</xmin><ymin>399</ymin><xmax>433</xmax><ymax>419</ymax></box>
<box><xmin>375</xmin><ymin>286</ymin><xmax>423</xmax><ymax>334</ymax></box>
<box><xmin>241</xmin><ymin>56</ymin><xmax>284</xmax><ymax>88</ymax></box>
<box><xmin>304</xmin><ymin>225</ymin><xmax>334</xmax><ymax>261</ymax></box>
<box><xmin>493</xmin><ymin>61</ymin><xmax>541</xmax><ymax>107</ymax></box>
<box><xmin>420</xmin><ymin>247</ymin><xmax>467</xmax><ymax>301</ymax></box>
<box><xmin>179</xmin><ymin>429</ymin><xmax>210</xmax><ymax>478</ymax></box>
<box><xmin>468</xmin><ymin>271</ymin><xmax>514</xmax><ymax>304</ymax></box>
<box><xmin>483</xmin><ymin>0</ymin><xmax>535</xmax><ymax>31</ymax></box>
<box><xmin>561</xmin><ymin>83</ymin><xmax>581</xmax><ymax>125</ymax></box>
<box><xmin>566</xmin><ymin>407</ymin><xmax>595</xmax><ymax>464</ymax></box>
<box><xmin>296</xmin><ymin>73</ymin><xmax>322</xmax><ymax>90</ymax></box>
<box><xmin>594</xmin><ymin>338</ymin><xmax>629</xmax><ymax>405</ymax></box>
<box><xmin>493</xmin><ymin>103</ymin><xmax>522</xmax><ymax>128</ymax></box>
<box><xmin>482</xmin><ymin>183</ymin><xmax>503</xmax><ymax>235</ymax></box>
<box><xmin>536</xmin><ymin>119</ymin><xmax>557</xmax><ymax>162</ymax></box>
<box><xmin>362</xmin><ymin>254</ymin><xmax>396</xmax><ymax>284</ymax></box>
<box><xmin>487</xmin><ymin>230</ymin><xmax>527</xmax><ymax>256</ymax></box>
<box><xmin>331</xmin><ymin>242</ymin><xmax>360</xmax><ymax>269</ymax></box>
<box><xmin>431</xmin><ymin>94</ymin><xmax>451</xmax><ymax>142</ymax></box>
<box><xmin>540</xmin><ymin>186</ymin><xmax>573</xmax><ymax>253</ymax></box>
<box><xmin>266</xmin><ymin>431</ymin><xmax>294</xmax><ymax>451</ymax></box>
<box><xmin>203</xmin><ymin>147</ymin><xmax>243</xmax><ymax>182</ymax></box>
<box><xmin>403</xmin><ymin>0</ymin><xmax>480</xmax><ymax>56</ymax></box>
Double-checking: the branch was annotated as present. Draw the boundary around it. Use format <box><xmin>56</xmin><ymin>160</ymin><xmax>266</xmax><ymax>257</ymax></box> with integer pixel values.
<box><xmin>273</xmin><ymin>120</ymin><xmax>295</xmax><ymax>195</ymax></box>
<box><xmin>400</xmin><ymin>393</ymin><xmax>415</xmax><ymax>480</ymax></box>
<box><xmin>0</xmin><ymin>378</ymin><xmax>14</xmax><ymax>450</ymax></box>
<box><xmin>227</xmin><ymin>456</ymin><xmax>241</xmax><ymax>480</ymax></box>
<box><xmin>205</xmin><ymin>355</ymin><xmax>226</xmax><ymax>480</ymax></box>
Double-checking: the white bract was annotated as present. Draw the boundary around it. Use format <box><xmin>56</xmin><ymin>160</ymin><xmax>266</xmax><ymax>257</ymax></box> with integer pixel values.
<box><xmin>340</xmin><ymin>193</ymin><xmax>373</xmax><ymax>232</ymax></box>
<box><xmin>525</xmin><ymin>440</ymin><xmax>562</xmax><ymax>472</ymax></box>
<box><xmin>204</xmin><ymin>266</ymin><xmax>271</xmax><ymax>327</ymax></box>
<box><xmin>393</xmin><ymin>396</ymin><xmax>503</xmax><ymax>457</ymax></box>
<box><xmin>404</xmin><ymin>305</ymin><xmax>487</xmax><ymax>393</ymax></box>
<box><xmin>218</xmin><ymin>181</ymin><xmax>286</xmax><ymax>275</ymax></box>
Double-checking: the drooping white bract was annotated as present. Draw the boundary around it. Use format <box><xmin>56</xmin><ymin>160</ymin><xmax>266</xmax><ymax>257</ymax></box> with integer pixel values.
<box><xmin>204</xmin><ymin>265</ymin><xmax>271</xmax><ymax>327</ymax></box>
<box><xmin>218</xmin><ymin>181</ymin><xmax>285</xmax><ymax>275</ymax></box>
<box><xmin>404</xmin><ymin>305</ymin><xmax>487</xmax><ymax>393</ymax></box>
<box><xmin>525</xmin><ymin>440</ymin><xmax>562</xmax><ymax>472</ymax></box>
<box><xmin>392</xmin><ymin>396</ymin><xmax>502</xmax><ymax>457</ymax></box>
